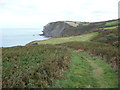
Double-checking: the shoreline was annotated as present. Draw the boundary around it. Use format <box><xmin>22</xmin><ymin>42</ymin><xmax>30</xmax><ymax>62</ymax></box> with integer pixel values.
<box><xmin>2</xmin><ymin>34</ymin><xmax>50</xmax><ymax>48</ymax></box>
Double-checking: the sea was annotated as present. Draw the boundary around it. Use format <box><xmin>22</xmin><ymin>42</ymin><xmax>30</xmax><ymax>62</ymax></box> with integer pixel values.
<box><xmin>1</xmin><ymin>28</ymin><xmax>49</xmax><ymax>47</ymax></box>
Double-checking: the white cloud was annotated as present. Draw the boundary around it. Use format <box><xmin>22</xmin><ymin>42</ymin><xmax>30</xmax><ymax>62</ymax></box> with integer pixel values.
<box><xmin>0</xmin><ymin>0</ymin><xmax>119</xmax><ymax>28</ymax></box>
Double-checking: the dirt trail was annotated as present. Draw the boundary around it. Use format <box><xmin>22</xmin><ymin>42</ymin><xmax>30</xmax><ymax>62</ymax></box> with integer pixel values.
<box><xmin>87</xmin><ymin>60</ymin><xmax>107</xmax><ymax>88</ymax></box>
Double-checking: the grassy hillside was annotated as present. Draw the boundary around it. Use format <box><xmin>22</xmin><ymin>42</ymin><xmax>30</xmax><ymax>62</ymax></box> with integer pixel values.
<box><xmin>52</xmin><ymin>50</ymin><xmax>118</xmax><ymax>88</ymax></box>
<box><xmin>105</xmin><ymin>20</ymin><xmax>118</xmax><ymax>26</ymax></box>
<box><xmin>57</xmin><ymin>41</ymin><xmax>119</xmax><ymax>70</ymax></box>
<box><xmin>2</xmin><ymin>19</ymin><xmax>119</xmax><ymax>88</ymax></box>
<box><xmin>28</xmin><ymin>32</ymin><xmax>98</xmax><ymax>45</ymax></box>
<box><xmin>2</xmin><ymin>44</ymin><xmax>118</xmax><ymax>88</ymax></box>
<box><xmin>43</xmin><ymin>19</ymin><xmax>118</xmax><ymax>37</ymax></box>
<box><xmin>28</xmin><ymin>30</ymin><xmax>119</xmax><ymax>70</ymax></box>
<box><xmin>92</xmin><ymin>29</ymin><xmax>119</xmax><ymax>48</ymax></box>
<box><xmin>29</xmin><ymin>19</ymin><xmax>118</xmax><ymax>46</ymax></box>
<box><xmin>2</xmin><ymin>45</ymin><xmax>71</xmax><ymax>88</ymax></box>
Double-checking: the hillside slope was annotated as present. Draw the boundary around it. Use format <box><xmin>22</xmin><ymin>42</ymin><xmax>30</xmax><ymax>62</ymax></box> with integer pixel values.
<box><xmin>2</xmin><ymin>19</ymin><xmax>119</xmax><ymax>88</ymax></box>
<box><xmin>42</xmin><ymin>19</ymin><xmax>118</xmax><ymax>37</ymax></box>
<box><xmin>28</xmin><ymin>29</ymin><xmax>119</xmax><ymax>70</ymax></box>
<box><xmin>2</xmin><ymin>44</ymin><xmax>118</xmax><ymax>88</ymax></box>
<box><xmin>28</xmin><ymin>32</ymin><xmax>98</xmax><ymax>45</ymax></box>
<box><xmin>52</xmin><ymin>50</ymin><xmax>118</xmax><ymax>88</ymax></box>
<box><xmin>92</xmin><ymin>29</ymin><xmax>119</xmax><ymax>48</ymax></box>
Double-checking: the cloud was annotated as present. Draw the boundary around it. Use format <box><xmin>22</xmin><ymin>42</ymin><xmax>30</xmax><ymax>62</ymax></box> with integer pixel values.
<box><xmin>0</xmin><ymin>0</ymin><xmax>119</xmax><ymax>28</ymax></box>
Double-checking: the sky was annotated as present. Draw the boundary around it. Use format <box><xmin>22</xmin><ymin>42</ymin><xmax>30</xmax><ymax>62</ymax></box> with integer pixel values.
<box><xmin>0</xmin><ymin>0</ymin><xmax>119</xmax><ymax>28</ymax></box>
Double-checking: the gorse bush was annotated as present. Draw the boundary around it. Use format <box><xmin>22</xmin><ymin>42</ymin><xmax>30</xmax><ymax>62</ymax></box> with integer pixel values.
<box><xmin>2</xmin><ymin>45</ymin><xmax>71</xmax><ymax>88</ymax></box>
<box><xmin>57</xmin><ymin>42</ymin><xmax>119</xmax><ymax>70</ymax></box>
<box><xmin>105</xmin><ymin>21</ymin><xmax>118</xmax><ymax>26</ymax></box>
<box><xmin>93</xmin><ymin>34</ymin><xmax>118</xmax><ymax>43</ymax></box>
<box><xmin>92</xmin><ymin>29</ymin><xmax>119</xmax><ymax>47</ymax></box>
<box><xmin>112</xmin><ymin>41</ymin><xmax>120</xmax><ymax>48</ymax></box>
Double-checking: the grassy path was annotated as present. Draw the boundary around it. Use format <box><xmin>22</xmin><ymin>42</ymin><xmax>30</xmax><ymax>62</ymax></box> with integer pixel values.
<box><xmin>81</xmin><ymin>51</ymin><xmax>118</xmax><ymax>88</ymax></box>
<box><xmin>30</xmin><ymin>32</ymin><xmax>98</xmax><ymax>45</ymax></box>
<box><xmin>87</xmin><ymin>60</ymin><xmax>107</xmax><ymax>88</ymax></box>
<box><xmin>27</xmin><ymin>31</ymin><xmax>118</xmax><ymax>88</ymax></box>
<box><xmin>86</xmin><ymin>55</ymin><xmax>118</xmax><ymax>88</ymax></box>
<box><xmin>52</xmin><ymin>50</ymin><xmax>118</xmax><ymax>88</ymax></box>
<box><xmin>3</xmin><ymin>29</ymin><xmax>118</xmax><ymax>88</ymax></box>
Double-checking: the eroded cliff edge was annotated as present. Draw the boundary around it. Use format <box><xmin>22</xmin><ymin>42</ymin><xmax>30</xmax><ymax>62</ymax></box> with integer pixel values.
<box><xmin>42</xmin><ymin>19</ymin><xmax>117</xmax><ymax>38</ymax></box>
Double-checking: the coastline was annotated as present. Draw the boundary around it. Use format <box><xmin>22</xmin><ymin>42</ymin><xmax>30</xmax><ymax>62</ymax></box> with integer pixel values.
<box><xmin>26</xmin><ymin>36</ymin><xmax>51</xmax><ymax>46</ymax></box>
<box><xmin>2</xmin><ymin>34</ymin><xmax>50</xmax><ymax>48</ymax></box>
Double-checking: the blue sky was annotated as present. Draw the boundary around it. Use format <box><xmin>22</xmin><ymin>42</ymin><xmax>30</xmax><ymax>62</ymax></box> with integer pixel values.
<box><xmin>0</xmin><ymin>0</ymin><xmax>119</xmax><ymax>28</ymax></box>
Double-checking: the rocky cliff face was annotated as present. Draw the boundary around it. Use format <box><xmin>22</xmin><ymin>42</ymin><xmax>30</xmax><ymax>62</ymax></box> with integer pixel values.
<box><xmin>42</xmin><ymin>20</ymin><xmax>110</xmax><ymax>37</ymax></box>
<box><xmin>43</xmin><ymin>21</ymin><xmax>68</xmax><ymax>37</ymax></box>
<box><xmin>43</xmin><ymin>21</ymin><xmax>80</xmax><ymax>37</ymax></box>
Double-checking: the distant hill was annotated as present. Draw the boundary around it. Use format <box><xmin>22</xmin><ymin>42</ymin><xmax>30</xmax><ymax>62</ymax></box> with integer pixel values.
<box><xmin>42</xmin><ymin>19</ymin><xmax>118</xmax><ymax>37</ymax></box>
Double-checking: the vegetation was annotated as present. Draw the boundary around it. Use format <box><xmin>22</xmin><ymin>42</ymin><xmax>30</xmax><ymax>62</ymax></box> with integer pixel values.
<box><xmin>2</xmin><ymin>44</ymin><xmax>118</xmax><ymax>88</ymax></box>
<box><xmin>100</xmin><ymin>26</ymin><xmax>118</xmax><ymax>30</ymax></box>
<box><xmin>92</xmin><ymin>29</ymin><xmax>119</xmax><ymax>48</ymax></box>
<box><xmin>105</xmin><ymin>21</ymin><xmax>118</xmax><ymax>26</ymax></box>
<box><xmin>2</xmin><ymin>19</ymin><xmax>119</xmax><ymax>88</ymax></box>
<box><xmin>29</xmin><ymin>32</ymin><xmax>98</xmax><ymax>45</ymax></box>
<box><xmin>0</xmin><ymin>48</ymin><xmax>2</xmax><ymax>89</ymax></box>
<box><xmin>53</xmin><ymin>50</ymin><xmax>118</xmax><ymax>88</ymax></box>
<box><xmin>58</xmin><ymin>41</ymin><xmax>119</xmax><ymax>70</ymax></box>
<box><xmin>2</xmin><ymin>45</ymin><xmax>71</xmax><ymax>88</ymax></box>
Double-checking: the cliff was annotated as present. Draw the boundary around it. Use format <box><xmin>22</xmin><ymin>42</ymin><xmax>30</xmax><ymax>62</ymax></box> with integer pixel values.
<box><xmin>43</xmin><ymin>21</ymin><xmax>78</xmax><ymax>37</ymax></box>
<box><xmin>42</xmin><ymin>19</ymin><xmax>118</xmax><ymax>37</ymax></box>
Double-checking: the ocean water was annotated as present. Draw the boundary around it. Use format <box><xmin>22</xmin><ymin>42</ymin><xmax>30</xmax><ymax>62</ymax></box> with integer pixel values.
<box><xmin>1</xmin><ymin>28</ymin><xmax>49</xmax><ymax>47</ymax></box>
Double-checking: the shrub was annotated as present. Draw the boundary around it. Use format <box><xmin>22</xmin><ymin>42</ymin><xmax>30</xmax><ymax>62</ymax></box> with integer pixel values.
<box><xmin>2</xmin><ymin>45</ymin><xmax>71</xmax><ymax>88</ymax></box>
<box><xmin>57</xmin><ymin>42</ymin><xmax>119</xmax><ymax>70</ymax></box>
<box><xmin>105</xmin><ymin>21</ymin><xmax>118</xmax><ymax>26</ymax></box>
<box><xmin>92</xmin><ymin>29</ymin><xmax>119</xmax><ymax>47</ymax></box>
<box><xmin>112</xmin><ymin>41</ymin><xmax>120</xmax><ymax>48</ymax></box>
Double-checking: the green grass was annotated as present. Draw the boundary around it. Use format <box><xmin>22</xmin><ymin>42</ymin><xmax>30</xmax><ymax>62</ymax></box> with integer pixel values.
<box><xmin>58</xmin><ymin>41</ymin><xmax>119</xmax><ymax>70</ymax></box>
<box><xmin>92</xmin><ymin>29</ymin><xmax>119</xmax><ymax>47</ymax></box>
<box><xmin>2</xmin><ymin>26</ymin><xmax>119</xmax><ymax>88</ymax></box>
<box><xmin>30</xmin><ymin>32</ymin><xmax>98</xmax><ymax>45</ymax></box>
<box><xmin>52</xmin><ymin>50</ymin><xmax>98</xmax><ymax>88</ymax></box>
<box><xmin>52</xmin><ymin>50</ymin><xmax>118</xmax><ymax>88</ymax></box>
<box><xmin>2</xmin><ymin>45</ymin><xmax>71</xmax><ymax>88</ymax></box>
<box><xmin>2</xmin><ymin>44</ymin><xmax>118</xmax><ymax>88</ymax></box>
<box><xmin>89</xmin><ymin>56</ymin><xmax>118</xmax><ymax>87</ymax></box>
<box><xmin>105</xmin><ymin>21</ymin><xmax>118</xmax><ymax>26</ymax></box>
<box><xmin>93</xmin><ymin>33</ymin><xmax>118</xmax><ymax>43</ymax></box>
<box><xmin>103</xmin><ymin>26</ymin><xmax>118</xmax><ymax>30</ymax></box>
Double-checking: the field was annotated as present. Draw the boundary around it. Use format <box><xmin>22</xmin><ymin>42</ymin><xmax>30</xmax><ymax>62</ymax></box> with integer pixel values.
<box><xmin>105</xmin><ymin>21</ymin><xmax>118</xmax><ymax>26</ymax></box>
<box><xmin>52</xmin><ymin>50</ymin><xmax>118</xmax><ymax>88</ymax></box>
<box><xmin>2</xmin><ymin>29</ymin><xmax>119</xmax><ymax>88</ymax></box>
<box><xmin>2</xmin><ymin>44</ymin><xmax>118</xmax><ymax>88</ymax></box>
<box><xmin>2</xmin><ymin>19</ymin><xmax>119</xmax><ymax>88</ymax></box>
<box><xmin>28</xmin><ymin>32</ymin><xmax>98</xmax><ymax>45</ymax></box>
<box><xmin>100</xmin><ymin>26</ymin><xmax>118</xmax><ymax>30</ymax></box>
<box><xmin>92</xmin><ymin>29</ymin><xmax>119</xmax><ymax>47</ymax></box>
<box><xmin>2</xmin><ymin>45</ymin><xmax>70</xmax><ymax>88</ymax></box>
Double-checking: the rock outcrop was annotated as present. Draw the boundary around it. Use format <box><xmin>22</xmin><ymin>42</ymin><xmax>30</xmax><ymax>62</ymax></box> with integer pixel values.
<box><xmin>42</xmin><ymin>19</ymin><xmax>117</xmax><ymax>38</ymax></box>
<box><xmin>43</xmin><ymin>21</ymin><xmax>80</xmax><ymax>37</ymax></box>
